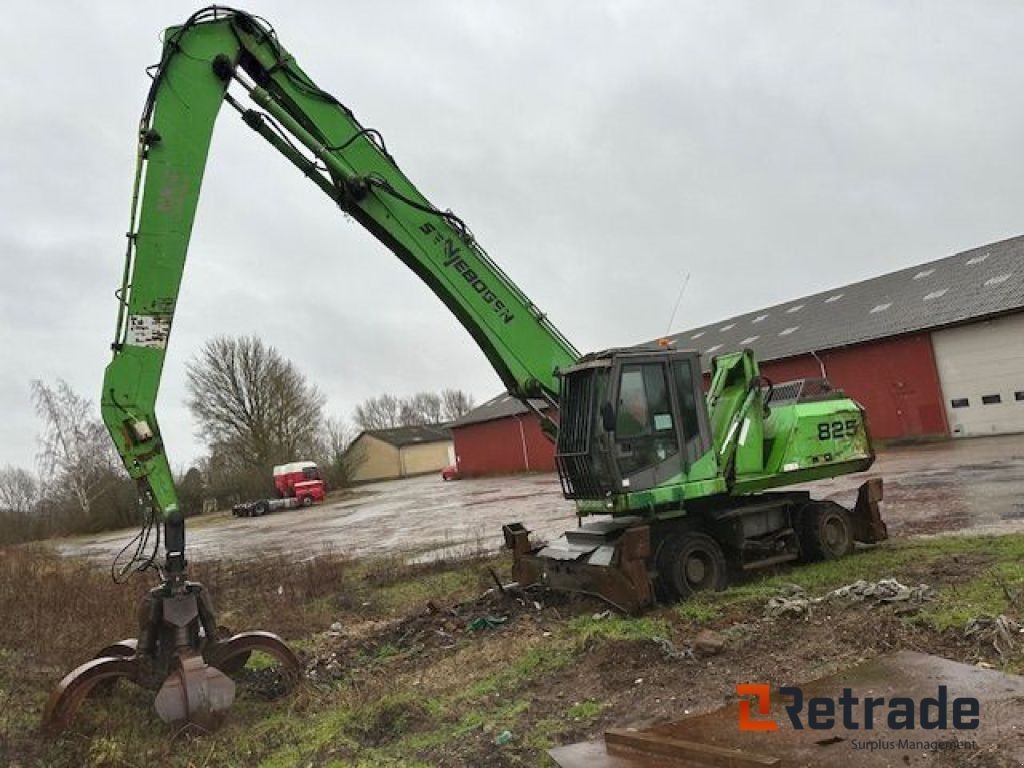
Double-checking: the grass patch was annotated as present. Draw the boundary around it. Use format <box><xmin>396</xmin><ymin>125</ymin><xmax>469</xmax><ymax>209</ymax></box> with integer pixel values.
<box><xmin>373</xmin><ymin>565</ymin><xmax>492</xmax><ymax>614</ymax></box>
<box><xmin>703</xmin><ymin>536</ymin><xmax>1006</xmax><ymax>610</ymax></box>
<box><xmin>675</xmin><ymin>595</ymin><xmax>723</xmax><ymax>623</ymax></box>
<box><xmin>343</xmin><ymin>692</ymin><xmax>435</xmax><ymax>747</ymax></box>
<box><xmin>566</xmin><ymin>614</ymin><xmax>670</xmax><ymax>644</ymax></box>
<box><xmin>922</xmin><ymin>560</ymin><xmax>1024</xmax><ymax>631</ymax></box>
<box><xmin>465</xmin><ymin>644</ymin><xmax>576</xmax><ymax>700</ymax></box>
<box><xmin>567</xmin><ymin>698</ymin><xmax>603</xmax><ymax>721</ymax></box>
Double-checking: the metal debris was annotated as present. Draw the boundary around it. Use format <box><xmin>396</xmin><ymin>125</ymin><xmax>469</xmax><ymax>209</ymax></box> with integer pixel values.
<box><xmin>764</xmin><ymin>578</ymin><xmax>936</xmax><ymax>618</ymax></box>
<box><xmin>550</xmin><ymin>652</ymin><xmax>1024</xmax><ymax>767</ymax></box>
<box><xmin>765</xmin><ymin>593</ymin><xmax>813</xmax><ymax>619</ymax></box>
<box><xmin>827</xmin><ymin>578</ymin><xmax>935</xmax><ymax>603</ymax></box>
<box><xmin>651</xmin><ymin>637</ymin><xmax>696</xmax><ymax>662</ymax></box>
<box><xmin>965</xmin><ymin>614</ymin><xmax>1023</xmax><ymax>658</ymax></box>
<box><xmin>467</xmin><ymin>615</ymin><xmax>509</xmax><ymax>632</ymax></box>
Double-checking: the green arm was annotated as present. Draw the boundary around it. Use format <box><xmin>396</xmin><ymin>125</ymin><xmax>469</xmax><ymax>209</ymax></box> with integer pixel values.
<box><xmin>102</xmin><ymin>8</ymin><xmax>578</xmax><ymax>519</ymax></box>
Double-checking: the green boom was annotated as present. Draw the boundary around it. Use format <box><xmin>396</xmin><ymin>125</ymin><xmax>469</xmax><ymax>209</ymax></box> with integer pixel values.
<box><xmin>102</xmin><ymin>9</ymin><xmax>578</xmax><ymax>519</ymax></box>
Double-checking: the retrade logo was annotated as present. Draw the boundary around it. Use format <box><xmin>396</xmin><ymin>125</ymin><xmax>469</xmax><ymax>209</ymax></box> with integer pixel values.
<box><xmin>736</xmin><ymin>684</ymin><xmax>980</xmax><ymax>732</ymax></box>
<box><xmin>736</xmin><ymin>684</ymin><xmax>777</xmax><ymax>732</ymax></box>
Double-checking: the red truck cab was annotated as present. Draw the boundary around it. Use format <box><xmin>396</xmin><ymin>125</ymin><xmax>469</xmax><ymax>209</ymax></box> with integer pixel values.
<box><xmin>273</xmin><ymin>461</ymin><xmax>325</xmax><ymax>506</ymax></box>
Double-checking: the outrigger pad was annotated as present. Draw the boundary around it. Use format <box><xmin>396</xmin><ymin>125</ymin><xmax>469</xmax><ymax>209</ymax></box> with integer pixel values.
<box><xmin>852</xmin><ymin>478</ymin><xmax>887</xmax><ymax>543</ymax></box>
<box><xmin>504</xmin><ymin>520</ymin><xmax>655</xmax><ymax>613</ymax></box>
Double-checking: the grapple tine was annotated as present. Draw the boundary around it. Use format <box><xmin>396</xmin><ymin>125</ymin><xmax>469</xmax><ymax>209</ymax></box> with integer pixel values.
<box><xmin>89</xmin><ymin>639</ymin><xmax>142</xmax><ymax>698</ymax></box>
<box><xmin>154</xmin><ymin>652</ymin><xmax>236</xmax><ymax>729</ymax></box>
<box><xmin>42</xmin><ymin>655</ymin><xmax>140</xmax><ymax>734</ymax></box>
<box><xmin>95</xmin><ymin>639</ymin><xmax>138</xmax><ymax>659</ymax></box>
<box><xmin>205</xmin><ymin>630</ymin><xmax>302</xmax><ymax>684</ymax></box>
<box><xmin>852</xmin><ymin>478</ymin><xmax>887</xmax><ymax>543</ymax></box>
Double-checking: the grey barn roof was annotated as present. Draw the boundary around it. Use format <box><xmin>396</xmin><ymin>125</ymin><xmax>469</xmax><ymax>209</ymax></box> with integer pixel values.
<box><xmin>448</xmin><ymin>392</ymin><xmax>550</xmax><ymax>429</ymax></box>
<box><xmin>360</xmin><ymin>424</ymin><xmax>451</xmax><ymax>447</ymax></box>
<box><xmin>658</xmin><ymin>234</ymin><xmax>1024</xmax><ymax>370</ymax></box>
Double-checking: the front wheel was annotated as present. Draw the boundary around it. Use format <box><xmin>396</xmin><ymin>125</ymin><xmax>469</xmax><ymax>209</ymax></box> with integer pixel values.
<box><xmin>301</xmin><ymin>495</ymin><xmax>313</xmax><ymax>507</ymax></box>
<box><xmin>656</xmin><ymin>531</ymin><xmax>728</xmax><ymax>602</ymax></box>
<box><xmin>799</xmin><ymin>502</ymin><xmax>854</xmax><ymax>561</ymax></box>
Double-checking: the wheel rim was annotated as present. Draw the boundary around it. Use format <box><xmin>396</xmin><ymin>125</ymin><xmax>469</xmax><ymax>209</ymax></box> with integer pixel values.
<box><xmin>681</xmin><ymin>547</ymin><xmax>716</xmax><ymax>591</ymax></box>
<box><xmin>822</xmin><ymin>514</ymin><xmax>849</xmax><ymax>552</ymax></box>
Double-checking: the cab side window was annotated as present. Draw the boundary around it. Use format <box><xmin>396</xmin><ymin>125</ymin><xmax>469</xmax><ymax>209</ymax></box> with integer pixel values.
<box><xmin>673</xmin><ymin>359</ymin><xmax>707</xmax><ymax>462</ymax></box>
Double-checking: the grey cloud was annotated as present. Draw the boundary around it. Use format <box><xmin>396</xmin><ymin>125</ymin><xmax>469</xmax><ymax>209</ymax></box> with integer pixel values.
<box><xmin>2</xmin><ymin>1</ymin><xmax>1023</xmax><ymax>468</ymax></box>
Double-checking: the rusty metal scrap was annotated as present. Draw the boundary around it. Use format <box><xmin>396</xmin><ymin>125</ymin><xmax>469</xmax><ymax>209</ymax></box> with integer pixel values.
<box><xmin>549</xmin><ymin>652</ymin><xmax>1024</xmax><ymax>767</ymax></box>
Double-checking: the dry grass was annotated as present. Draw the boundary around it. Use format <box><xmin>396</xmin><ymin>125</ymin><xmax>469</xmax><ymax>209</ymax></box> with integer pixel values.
<box><xmin>0</xmin><ymin>546</ymin><xmax>147</xmax><ymax>668</ymax></box>
<box><xmin>0</xmin><ymin>541</ymin><xmax>501</xmax><ymax>673</ymax></box>
<box><xmin>0</xmin><ymin>545</ymin><xmax>354</xmax><ymax>671</ymax></box>
<box><xmin>5</xmin><ymin>535</ymin><xmax>1024</xmax><ymax>767</ymax></box>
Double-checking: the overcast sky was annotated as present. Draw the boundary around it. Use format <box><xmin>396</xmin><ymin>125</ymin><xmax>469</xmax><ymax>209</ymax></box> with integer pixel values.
<box><xmin>2</xmin><ymin>1</ymin><xmax>1022</xmax><ymax>471</ymax></box>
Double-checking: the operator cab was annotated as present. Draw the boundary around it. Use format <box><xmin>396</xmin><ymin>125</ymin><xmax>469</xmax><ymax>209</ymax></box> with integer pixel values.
<box><xmin>555</xmin><ymin>347</ymin><xmax>711</xmax><ymax>500</ymax></box>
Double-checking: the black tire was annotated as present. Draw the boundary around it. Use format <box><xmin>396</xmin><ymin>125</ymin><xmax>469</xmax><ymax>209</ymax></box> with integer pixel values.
<box><xmin>301</xmin><ymin>495</ymin><xmax>313</xmax><ymax>507</ymax></box>
<box><xmin>655</xmin><ymin>531</ymin><xmax>729</xmax><ymax>602</ymax></box>
<box><xmin>255</xmin><ymin>501</ymin><xmax>270</xmax><ymax>517</ymax></box>
<box><xmin>799</xmin><ymin>502</ymin><xmax>854</xmax><ymax>561</ymax></box>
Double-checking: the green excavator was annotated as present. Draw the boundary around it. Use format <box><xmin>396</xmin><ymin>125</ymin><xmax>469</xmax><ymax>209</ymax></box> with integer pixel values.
<box><xmin>44</xmin><ymin>6</ymin><xmax>886</xmax><ymax>733</ymax></box>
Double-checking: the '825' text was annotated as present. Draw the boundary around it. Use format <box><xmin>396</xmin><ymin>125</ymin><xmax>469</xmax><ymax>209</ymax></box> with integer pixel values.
<box><xmin>817</xmin><ymin>420</ymin><xmax>859</xmax><ymax>440</ymax></box>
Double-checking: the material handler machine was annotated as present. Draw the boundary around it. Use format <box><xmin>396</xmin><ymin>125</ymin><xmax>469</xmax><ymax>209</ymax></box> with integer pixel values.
<box><xmin>45</xmin><ymin>7</ymin><xmax>886</xmax><ymax>733</ymax></box>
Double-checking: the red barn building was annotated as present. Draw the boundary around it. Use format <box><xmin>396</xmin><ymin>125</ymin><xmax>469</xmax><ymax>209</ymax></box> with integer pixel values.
<box><xmin>450</xmin><ymin>236</ymin><xmax>1024</xmax><ymax>476</ymax></box>
<box><xmin>673</xmin><ymin>236</ymin><xmax>1024</xmax><ymax>442</ymax></box>
<box><xmin>448</xmin><ymin>394</ymin><xmax>555</xmax><ymax>477</ymax></box>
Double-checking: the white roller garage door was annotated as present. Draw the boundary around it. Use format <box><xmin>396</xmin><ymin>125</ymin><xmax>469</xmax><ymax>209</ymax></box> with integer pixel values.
<box><xmin>933</xmin><ymin>313</ymin><xmax>1024</xmax><ymax>437</ymax></box>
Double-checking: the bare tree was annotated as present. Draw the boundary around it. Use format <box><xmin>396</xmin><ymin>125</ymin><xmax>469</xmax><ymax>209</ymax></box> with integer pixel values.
<box><xmin>317</xmin><ymin>416</ymin><xmax>363</xmax><ymax>487</ymax></box>
<box><xmin>186</xmin><ymin>336</ymin><xmax>326</xmax><ymax>473</ymax></box>
<box><xmin>353</xmin><ymin>394</ymin><xmax>402</xmax><ymax>430</ymax></box>
<box><xmin>355</xmin><ymin>389</ymin><xmax>473</xmax><ymax>429</ymax></box>
<box><xmin>400</xmin><ymin>392</ymin><xmax>444</xmax><ymax>425</ymax></box>
<box><xmin>322</xmin><ymin>416</ymin><xmax>357</xmax><ymax>458</ymax></box>
<box><xmin>175</xmin><ymin>467</ymin><xmax>205</xmax><ymax>517</ymax></box>
<box><xmin>440</xmin><ymin>389</ymin><xmax>475</xmax><ymax>421</ymax></box>
<box><xmin>31</xmin><ymin>379</ymin><xmax>119</xmax><ymax>518</ymax></box>
<box><xmin>0</xmin><ymin>465</ymin><xmax>37</xmax><ymax>516</ymax></box>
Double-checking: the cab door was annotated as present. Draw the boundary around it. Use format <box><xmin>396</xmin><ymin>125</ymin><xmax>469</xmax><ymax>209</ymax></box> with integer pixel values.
<box><xmin>612</xmin><ymin>359</ymin><xmax>684</xmax><ymax>490</ymax></box>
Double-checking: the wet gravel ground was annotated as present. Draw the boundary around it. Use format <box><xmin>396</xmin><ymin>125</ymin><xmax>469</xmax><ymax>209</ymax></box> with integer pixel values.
<box><xmin>54</xmin><ymin>433</ymin><xmax>1024</xmax><ymax>564</ymax></box>
<box><xmin>55</xmin><ymin>471</ymin><xmax>577</xmax><ymax>565</ymax></box>
<box><xmin>802</xmin><ymin>432</ymin><xmax>1024</xmax><ymax>537</ymax></box>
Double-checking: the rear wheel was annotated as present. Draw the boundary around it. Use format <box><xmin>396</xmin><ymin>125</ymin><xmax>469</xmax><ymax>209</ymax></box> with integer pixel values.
<box><xmin>799</xmin><ymin>502</ymin><xmax>853</xmax><ymax>561</ymax></box>
<box><xmin>655</xmin><ymin>531</ymin><xmax>728</xmax><ymax>602</ymax></box>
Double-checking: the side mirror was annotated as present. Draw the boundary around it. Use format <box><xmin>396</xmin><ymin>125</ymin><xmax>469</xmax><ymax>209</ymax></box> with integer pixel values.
<box><xmin>600</xmin><ymin>402</ymin><xmax>615</xmax><ymax>433</ymax></box>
